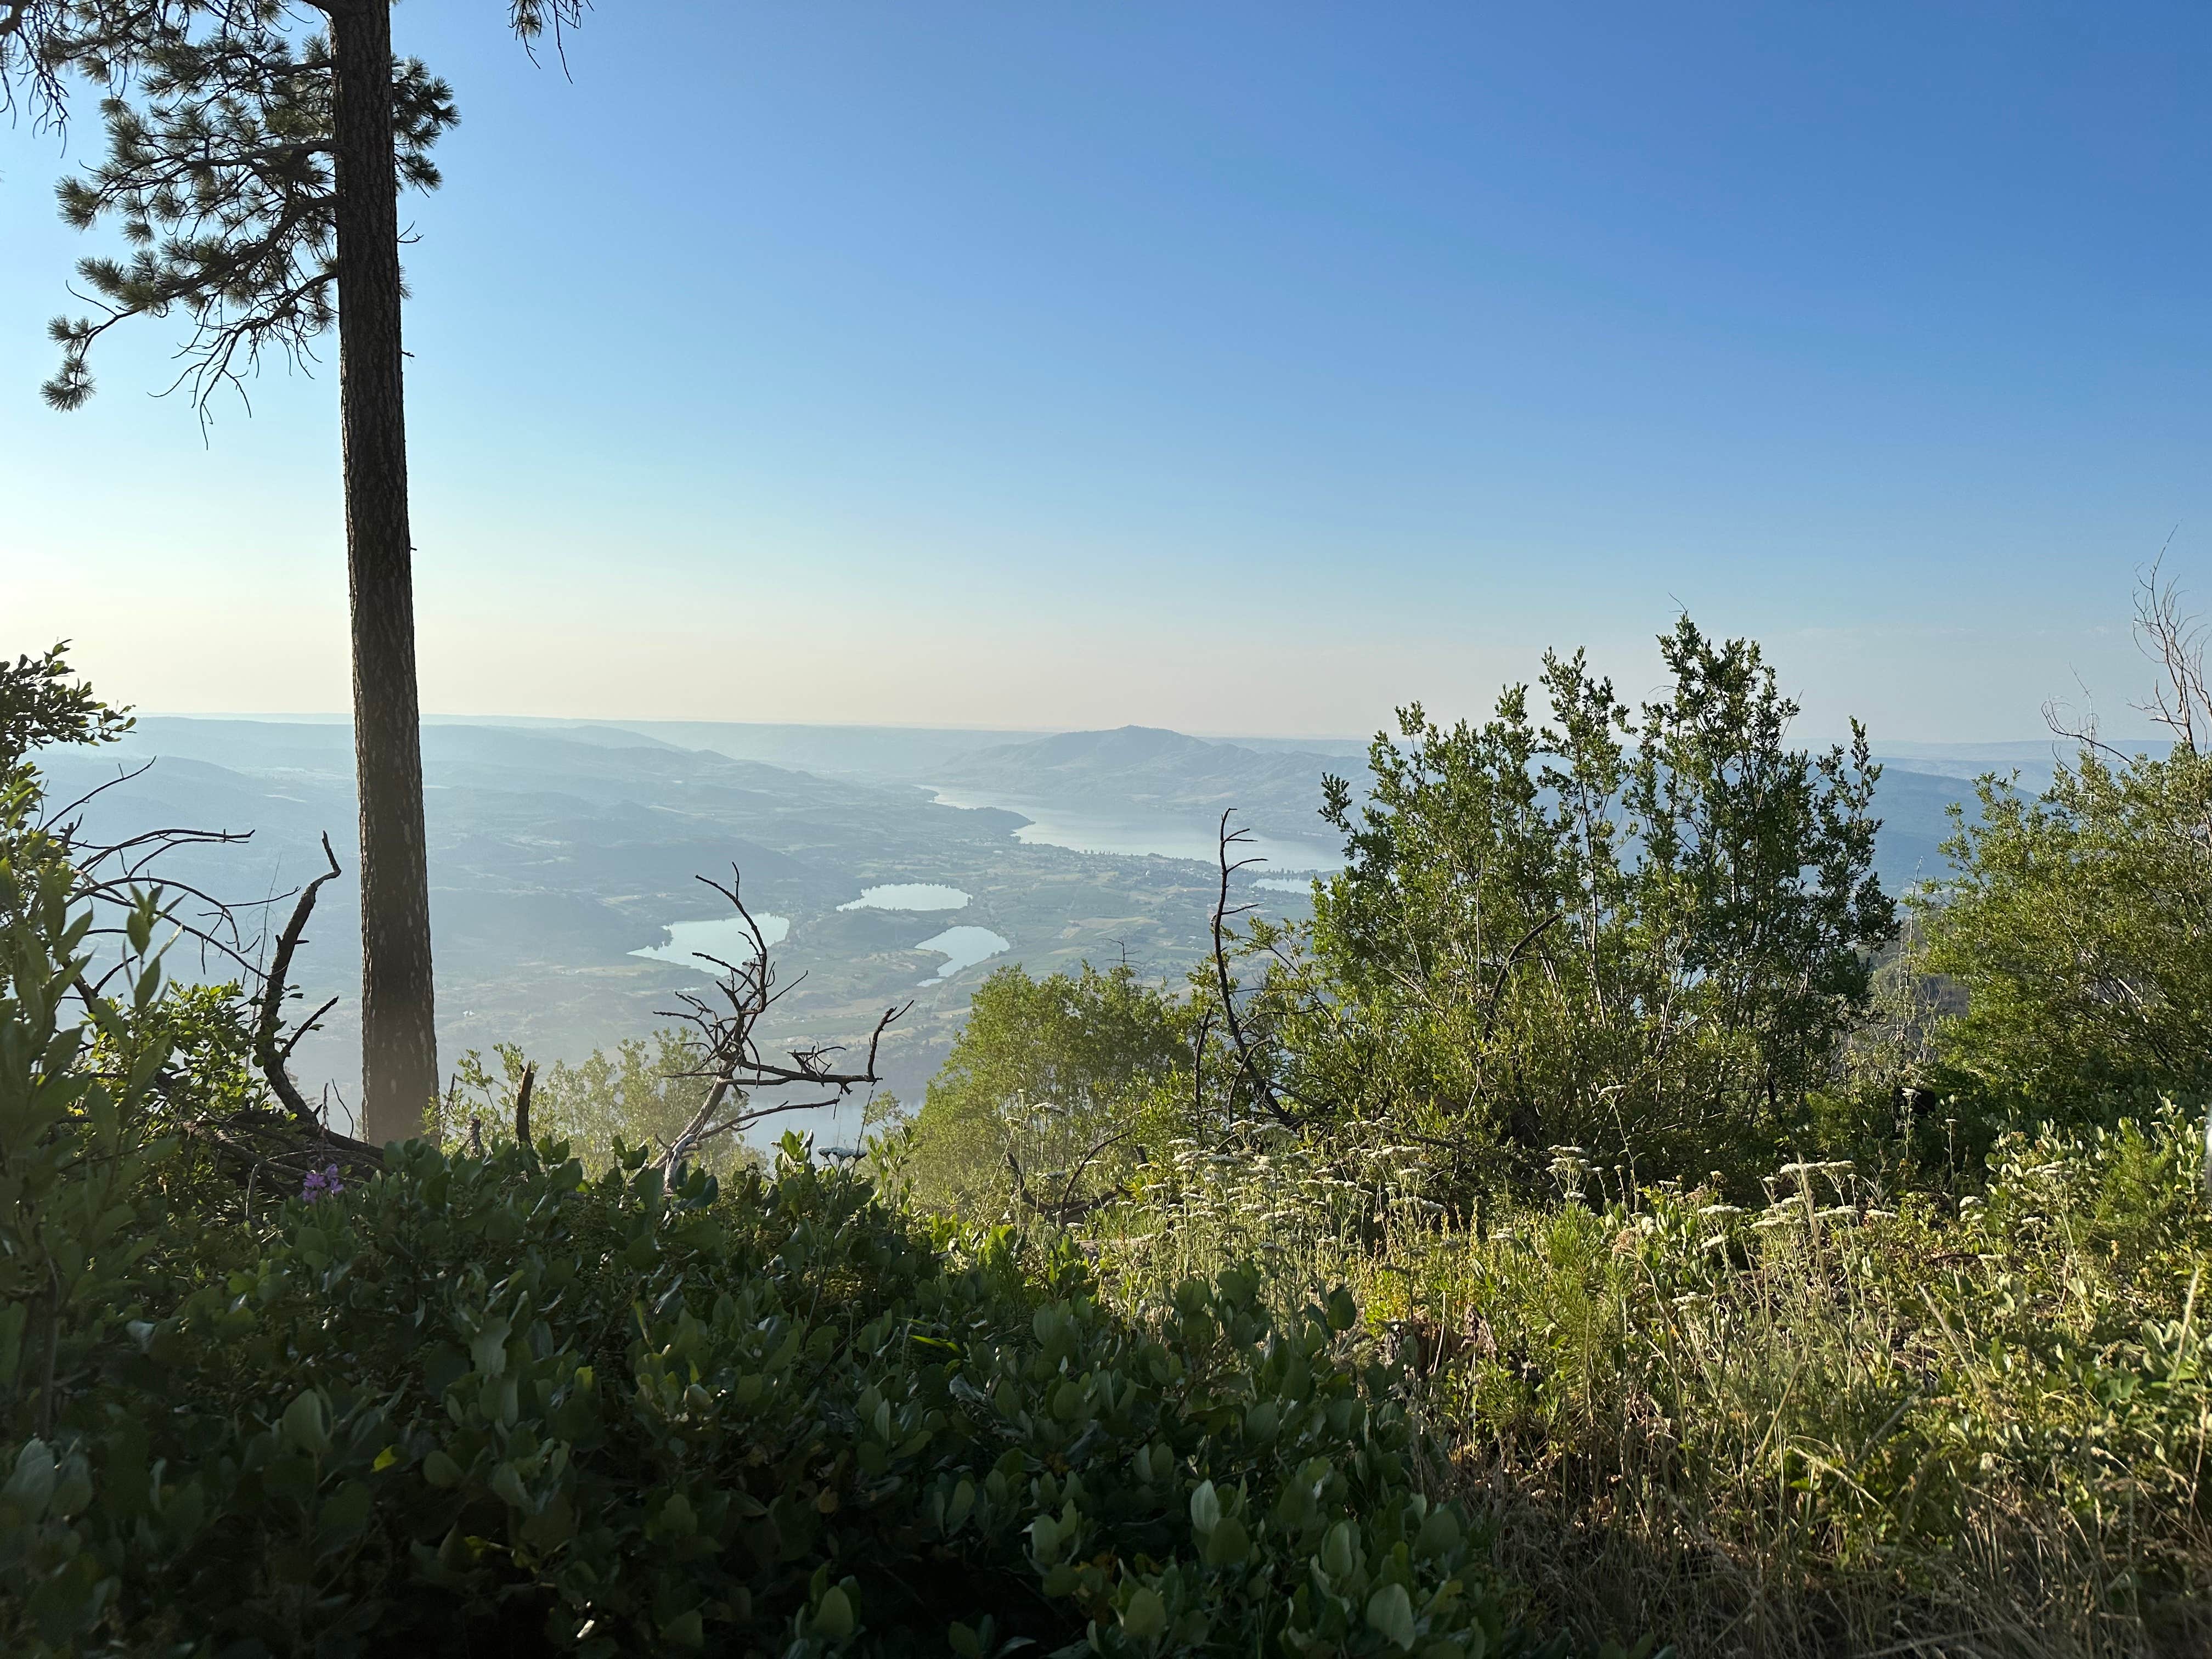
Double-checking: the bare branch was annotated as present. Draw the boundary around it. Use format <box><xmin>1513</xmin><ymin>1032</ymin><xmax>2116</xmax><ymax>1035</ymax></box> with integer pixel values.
<box><xmin>1192</xmin><ymin>1005</ymin><xmax>1211</xmax><ymax>1123</ymax></box>
<box><xmin>2042</xmin><ymin>668</ymin><xmax>2132</xmax><ymax>765</ymax></box>
<box><xmin>2049</xmin><ymin>551</ymin><xmax>2212</xmax><ymax>766</ymax></box>
<box><xmin>32</xmin><ymin>753</ymin><xmax>279</xmax><ymax>988</ymax></box>
<box><xmin>253</xmin><ymin>832</ymin><xmax>341</xmax><ymax>1124</ymax></box>
<box><xmin>1477</xmin><ymin>910</ymin><xmax>1564</xmax><ymax>1048</ymax></box>
<box><xmin>1054</xmin><ymin>1122</ymin><xmax>1136</xmax><ymax>1219</ymax></box>
<box><xmin>42</xmin><ymin>756</ymin><xmax>159</xmax><ymax>822</ymax></box>
<box><xmin>1005</xmin><ymin>1136</ymin><xmax>1132</xmax><ymax>1228</ymax></box>
<box><xmin>1210</xmin><ymin>809</ymin><xmax>1301</xmax><ymax>1128</ymax></box>
<box><xmin>653</xmin><ymin>866</ymin><xmax>909</xmax><ymax>1172</ymax></box>
<box><xmin>2132</xmin><ymin>551</ymin><xmax>2210</xmax><ymax>753</ymax></box>
<box><xmin>276</xmin><ymin>996</ymin><xmax>338</xmax><ymax>1068</ymax></box>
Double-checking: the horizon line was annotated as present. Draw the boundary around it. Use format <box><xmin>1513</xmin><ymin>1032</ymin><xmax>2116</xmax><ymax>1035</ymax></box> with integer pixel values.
<box><xmin>122</xmin><ymin>709</ymin><xmax>2138</xmax><ymax>753</ymax></box>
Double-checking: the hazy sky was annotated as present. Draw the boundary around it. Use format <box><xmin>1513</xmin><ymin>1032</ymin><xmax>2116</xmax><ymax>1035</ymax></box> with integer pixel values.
<box><xmin>5</xmin><ymin>2</ymin><xmax>2208</xmax><ymax>743</ymax></box>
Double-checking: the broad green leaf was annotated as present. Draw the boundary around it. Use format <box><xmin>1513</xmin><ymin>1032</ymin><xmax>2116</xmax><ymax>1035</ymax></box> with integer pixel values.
<box><xmin>1121</xmin><ymin>1587</ymin><xmax>1168</xmax><ymax>1639</ymax></box>
<box><xmin>1367</xmin><ymin>1583</ymin><xmax>1417</xmax><ymax>1651</ymax></box>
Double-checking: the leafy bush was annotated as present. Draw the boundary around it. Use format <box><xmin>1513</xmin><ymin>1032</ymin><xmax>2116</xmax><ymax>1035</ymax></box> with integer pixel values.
<box><xmin>436</xmin><ymin>1031</ymin><xmax>754</xmax><ymax>1176</ymax></box>
<box><xmin>3</xmin><ymin>1141</ymin><xmax>1533</xmax><ymax>1655</ymax></box>
<box><xmin>0</xmin><ymin>645</ymin><xmax>131</xmax><ymax>772</ymax></box>
<box><xmin>1917</xmin><ymin>745</ymin><xmax>2212</xmax><ymax>1124</ymax></box>
<box><xmin>1284</xmin><ymin>618</ymin><xmax>1894</xmax><ymax>1190</ymax></box>
<box><xmin>898</xmin><ymin>962</ymin><xmax>1190</xmax><ymax>1220</ymax></box>
<box><xmin>1</xmin><ymin>874</ymin><xmax>1535</xmax><ymax>1656</ymax></box>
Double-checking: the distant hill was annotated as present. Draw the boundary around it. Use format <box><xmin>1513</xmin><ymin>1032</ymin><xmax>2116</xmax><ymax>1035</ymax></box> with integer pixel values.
<box><xmin>1864</xmin><ymin>763</ymin><xmax>1983</xmax><ymax>892</ymax></box>
<box><xmin>933</xmin><ymin>725</ymin><xmax>1348</xmax><ymax>837</ymax></box>
<box><xmin>1870</xmin><ymin>737</ymin><xmax>2175</xmax><ymax>794</ymax></box>
<box><xmin>562</xmin><ymin>720</ymin><xmax>1045</xmax><ymax>782</ymax></box>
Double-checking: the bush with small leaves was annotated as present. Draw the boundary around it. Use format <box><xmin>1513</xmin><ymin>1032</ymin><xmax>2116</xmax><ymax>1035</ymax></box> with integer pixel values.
<box><xmin>1</xmin><ymin>878</ymin><xmax>1547</xmax><ymax>1657</ymax></box>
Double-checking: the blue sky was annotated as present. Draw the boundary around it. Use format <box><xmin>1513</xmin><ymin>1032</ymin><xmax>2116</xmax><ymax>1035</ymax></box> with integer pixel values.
<box><xmin>5</xmin><ymin>1</ymin><xmax>2207</xmax><ymax>741</ymax></box>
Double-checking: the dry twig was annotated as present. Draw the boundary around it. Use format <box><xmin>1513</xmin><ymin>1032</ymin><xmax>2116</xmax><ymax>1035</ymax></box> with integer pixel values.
<box><xmin>1209</xmin><ymin>809</ymin><xmax>1318</xmax><ymax>1128</ymax></box>
<box><xmin>252</xmin><ymin>832</ymin><xmax>342</xmax><ymax>1124</ymax></box>
<box><xmin>653</xmin><ymin>867</ymin><xmax>907</xmax><ymax>1172</ymax></box>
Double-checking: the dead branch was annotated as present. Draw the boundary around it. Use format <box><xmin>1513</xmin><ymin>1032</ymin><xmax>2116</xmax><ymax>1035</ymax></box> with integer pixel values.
<box><xmin>182</xmin><ymin>1106</ymin><xmax>383</xmax><ymax>1206</ymax></box>
<box><xmin>1005</xmin><ymin>1142</ymin><xmax>1130</xmax><ymax>1228</ymax></box>
<box><xmin>278</xmin><ymin>997</ymin><xmax>339</xmax><ymax>1069</ymax></box>
<box><xmin>1192</xmin><ymin>1005</ymin><xmax>1212</xmax><ymax>1123</ymax></box>
<box><xmin>1053</xmin><ymin>1121</ymin><xmax>1137</xmax><ymax>1220</ymax></box>
<box><xmin>31</xmin><ymin>756</ymin><xmax>382</xmax><ymax>1188</ymax></box>
<box><xmin>653</xmin><ymin>867</ymin><xmax>908</xmax><ymax>1172</ymax></box>
<box><xmin>2047</xmin><ymin>554</ymin><xmax>2212</xmax><ymax>766</ymax></box>
<box><xmin>253</xmin><ymin>832</ymin><xmax>342</xmax><ymax>1125</ymax></box>
<box><xmin>2132</xmin><ymin>553</ymin><xmax>2211</xmax><ymax>753</ymax></box>
<box><xmin>38</xmin><ymin>759</ymin><xmax>273</xmax><ymax>985</ymax></box>
<box><xmin>2042</xmin><ymin>667</ymin><xmax>2133</xmax><ymax>766</ymax></box>
<box><xmin>44</xmin><ymin>756</ymin><xmax>160</xmax><ymax>821</ymax></box>
<box><xmin>514</xmin><ymin>1062</ymin><xmax>535</xmax><ymax>1145</ymax></box>
<box><xmin>1210</xmin><ymin>810</ymin><xmax>1303</xmax><ymax>1128</ymax></box>
<box><xmin>1478</xmin><ymin>910</ymin><xmax>1564</xmax><ymax>1048</ymax></box>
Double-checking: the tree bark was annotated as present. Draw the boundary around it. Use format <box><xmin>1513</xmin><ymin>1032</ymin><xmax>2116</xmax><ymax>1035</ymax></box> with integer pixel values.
<box><xmin>331</xmin><ymin>0</ymin><xmax>437</xmax><ymax>1143</ymax></box>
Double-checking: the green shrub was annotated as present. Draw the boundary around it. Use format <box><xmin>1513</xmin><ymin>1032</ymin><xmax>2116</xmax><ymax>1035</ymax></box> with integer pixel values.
<box><xmin>898</xmin><ymin>962</ymin><xmax>1189</xmax><ymax>1221</ymax></box>
<box><xmin>1916</xmin><ymin>746</ymin><xmax>2212</xmax><ymax>1127</ymax></box>
<box><xmin>435</xmin><ymin>1031</ymin><xmax>757</xmax><ymax>1177</ymax></box>
<box><xmin>4</xmin><ymin>1128</ymin><xmax>1534</xmax><ymax>1657</ymax></box>
<box><xmin>0</xmin><ymin>853</ymin><xmax>1537</xmax><ymax>1656</ymax></box>
<box><xmin>1288</xmin><ymin>618</ymin><xmax>1894</xmax><ymax>1192</ymax></box>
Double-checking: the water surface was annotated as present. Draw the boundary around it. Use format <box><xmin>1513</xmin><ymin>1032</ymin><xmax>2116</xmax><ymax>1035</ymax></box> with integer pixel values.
<box><xmin>838</xmin><ymin>883</ymin><xmax>969</xmax><ymax>911</ymax></box>
<box><xmin>631</xmin><ymin>913</ymin><xmax>791</xmax><ymax>969</ymax></box>
<box><xmin>916</xmin><ymin>925</ymin><xmax>1011</xmax><ymax>981</ymax></box>
<box><xmin>927</xmin><ymin>789</ymin><xmax>1342</xmax><ymax>872</ymax></box>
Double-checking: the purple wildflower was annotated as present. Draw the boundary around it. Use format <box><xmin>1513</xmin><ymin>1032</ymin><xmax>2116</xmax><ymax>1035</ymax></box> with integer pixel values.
<box><xmin>301</xmin><ymin>1163</ymin><xmax>344</xmax><ymax>1203</ymax></box>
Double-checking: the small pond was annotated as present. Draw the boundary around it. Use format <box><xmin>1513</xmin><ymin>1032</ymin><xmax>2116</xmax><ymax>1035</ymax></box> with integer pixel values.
<box><xmin>915</xmin><ymin>925</ymin><xmax>1010</xmax><ymax>982</ymax></box>
<box><xmin>631</xmin><ymin>913</ymin><xmax>790</xmax><ymax>969</ymax></box>
<box><xmin>839</xmin><ymin>883</ymin><xmax>970</xmax><ymax>912</ymax></box>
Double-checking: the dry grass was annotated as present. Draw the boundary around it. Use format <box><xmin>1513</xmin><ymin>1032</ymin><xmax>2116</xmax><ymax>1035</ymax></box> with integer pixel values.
<box><xmin>1084</xmin><ymin>1108</ymin><xmax>2212</xmax><ymax>1658</ymax></box>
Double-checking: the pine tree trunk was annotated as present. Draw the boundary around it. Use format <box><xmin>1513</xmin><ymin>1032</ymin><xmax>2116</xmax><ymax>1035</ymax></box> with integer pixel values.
<box><xmin>331</xmin><ymin>0</ymin><xmax>437</xmax><ymax>1143</ymax></box>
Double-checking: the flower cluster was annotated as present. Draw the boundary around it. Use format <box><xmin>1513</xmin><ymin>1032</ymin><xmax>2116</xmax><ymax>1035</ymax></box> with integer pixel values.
<box><xmin>301</xmin><ymin>1163</ymin><xmax>343</xmax><ymax>1203</ymax></box>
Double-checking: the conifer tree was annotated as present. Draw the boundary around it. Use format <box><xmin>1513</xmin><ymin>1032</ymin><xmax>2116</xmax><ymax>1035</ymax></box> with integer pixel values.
<box><xmin>2</xmin><ymin>1</ymin><xmax>586</xmax><ymax>1142</ymax></box>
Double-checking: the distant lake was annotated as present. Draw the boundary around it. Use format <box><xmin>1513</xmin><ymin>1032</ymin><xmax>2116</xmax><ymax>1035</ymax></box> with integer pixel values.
<box><xmin>927</xmin><ymin>789</ymin><xmax>1344</xmax><ymax>872</ymax></box>
<box><xmin>916</xmin><ymin>924</ymin><xmax>1011</xmax><ymax>981</ymax></box>
<box><xmin>631</xmin><ymin>913</ymin><xmax>790</xmax><ymax>970</ymax></box>
<box><xmin>839</xmin><ymin>883</ymin><xmax>969</xmax><ymax>911</ymax></box>
<box><xmin>1253</xmin><ymin>877</ymin><xmax>1319</xmax><ymax>894</ymax></box>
